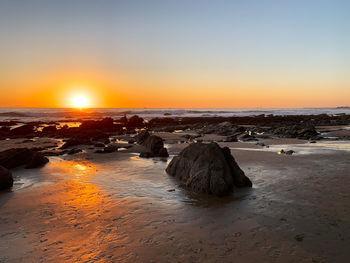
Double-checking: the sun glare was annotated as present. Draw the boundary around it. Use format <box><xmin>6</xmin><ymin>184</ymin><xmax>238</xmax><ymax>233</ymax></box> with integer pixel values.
<box><xmin>72</xmin><ymin>94</ymin><xmax>89</xmax><ymax>109</ymax></box>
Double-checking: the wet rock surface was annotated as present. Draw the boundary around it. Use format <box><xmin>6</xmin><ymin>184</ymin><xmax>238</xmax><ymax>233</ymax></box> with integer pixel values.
<box><xmin>166</xmin><ymin>142</ymin><xmax>252</xmax><ymax>196</ymax></box>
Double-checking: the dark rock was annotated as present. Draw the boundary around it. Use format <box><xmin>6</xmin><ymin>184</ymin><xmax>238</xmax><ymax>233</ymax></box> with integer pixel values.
<box><xmin>237</xmin><ymin>133</ymin><xmax>257</xmax><ymax>141</ymax></box>
<box><xmin>139</xmin><ymin>152</ymin><xmax>155</xmax><ymax>158</ymax></box>
<box><xmin>0</xmin><ymin>148</ymin><xmax>49</xmax><ymax>169</ymax></box>
<box><xmin>103</xmin><ymin>144</ymin><xmax>118</xmax><ymax>153</ymax></box>
<box><xmin>143</xmin><ymin>135</ymin><xmax>166</xmax><ymax>156</ymax></box>
<box><xmin>0</xmin><ymin>165</ymin><xmax>13</xmax><ymax>190</ymax></box>
<box><xmin>136</xmin><ymin>130</ymin><xmax>150</xmax><ymax>144</ymax></box>
<box><xmin>41</xmin><ymin>125</ymin><xmax>57</xmax><ymax>134</ymax></box>
<box><xmin>79</xmin><ymin>117</ymin><xmax>117</xmax><ymax>132</ymax></box>
<box><xmin>25</xmin><ymin>152</ymin><xmax>49</xmax><ymax>168</ymax></box>
<box><xmin>10</xmin><ymin>124</ymin><xmax>35</xmax><ymax>136</ymax></box>
<box><xmin>67</xmin><ymin>148</ymin><xmax>82</xmax><ymax>155</ymax></box>
<box><xmin>93</xmin><ymin>142</ymin><xmax>105</xmax><ymax>147</ymax></box>
<box><xmin>60</xmin><ymin>137</ymin><xmax>91</xmax><ymax>149</ymax></box>
<box><xmin>96</xmin><ymin>144</ymin><xmax>118</xmax><ymax>153</ymax></box>
<box><xmin>279</xmin><ymin>149</ymin><xmax>295</xmax><ymax>155</ymax></box>
<box><xmin>158</xmin><ymin>147</ymin><xmax>169</xmax><ymax>157</ymax></box>
<box><xmin>166</xmin><ymin>142</ymin><xmax>252</xmax><ymax>196</ymax></box>
<box><xmin>127</xmin><ymin>115</ymin><xmax>144</xmax><ymax>127</ymax></box>
<box><xmin>128</xmin><ymin>139</ymin><xmax>135</xmax><ymax>144</ymax></box>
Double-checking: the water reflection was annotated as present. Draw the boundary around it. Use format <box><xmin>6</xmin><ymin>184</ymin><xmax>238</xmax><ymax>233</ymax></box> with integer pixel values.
<box><xmin>48</xmin><ymin>158</ymin><xmax>98</xmax><ymax>180</ymax></box>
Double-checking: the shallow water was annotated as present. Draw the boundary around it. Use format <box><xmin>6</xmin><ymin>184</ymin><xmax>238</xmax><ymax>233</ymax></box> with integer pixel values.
<box><xmin>4</xmin><ymin>146</ymin><xmax>350</xmax><ymax>262</ymax></box>
<box><xmin>233</xmin><ymin>140</ymin><xmax>350</xmax><ymax>155</ymax></box>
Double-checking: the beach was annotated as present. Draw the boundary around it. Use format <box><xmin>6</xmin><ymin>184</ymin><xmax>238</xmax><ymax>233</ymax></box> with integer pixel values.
<box><xmin>1</xmin><ymin>115</ymin><xmax>350</xmax><ymax>262</ymax></box>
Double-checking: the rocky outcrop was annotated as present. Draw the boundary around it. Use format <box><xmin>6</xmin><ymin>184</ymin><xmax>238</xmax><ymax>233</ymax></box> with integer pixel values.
<box><xmin>0</xmin><ymin>166</ymin><xmax>13</xmax><ymax>190</ymax></box>
<box><xmin>166</xmin><ymin>142</ymin><xmax>252</xmax><ymax>196</ymax></box>
<box><xmin>0</xmin><ymin>148</ymin><xmax>49</xmax><ymax>169</ymax></box>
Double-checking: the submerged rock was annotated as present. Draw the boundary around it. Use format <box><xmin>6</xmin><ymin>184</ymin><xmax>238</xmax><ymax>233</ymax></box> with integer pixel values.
<box><xmin>166</xmin><ymin>142</ymin><xmax>252</xmax><ymax>196</ymax></box>
<box><xmin>0</xmin><ymin>148</ymin><xmax>49</xmax><ymax>169</ymax></box>
<box><xmin>0</xmin><ymin>165</ymin><xmax>13</xmax><ymax>190</ymax></box>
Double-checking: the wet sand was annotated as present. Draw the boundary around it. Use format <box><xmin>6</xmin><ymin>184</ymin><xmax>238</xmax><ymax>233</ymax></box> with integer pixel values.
<box><xmin>1</xmin><ymin>137</ymin><xmax>350</xmax><ymax>262</ymax></box>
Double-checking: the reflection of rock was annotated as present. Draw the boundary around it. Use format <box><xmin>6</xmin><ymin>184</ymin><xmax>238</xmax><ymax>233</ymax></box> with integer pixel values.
<box><xmin>0</xmin><ymin>165</ymin><xmax>13</xmax><ymax>190</ymax></box>
<box><xmin>166</xmin><ymin>142</ymin><xmax>252</xmax><ymax>196</ymax></box>
<box><xmin>0</xmin><ymin>148</ymin><xmax>49</xmax><ymax>169</ymax></box>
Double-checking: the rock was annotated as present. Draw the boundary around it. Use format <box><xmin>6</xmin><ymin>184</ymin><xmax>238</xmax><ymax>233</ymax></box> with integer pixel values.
<box><xmin>166</xmin><ymin>142</ymin><xmax>252</xmax><ymax>196</ymax></box>
<box><xmin>279</xmin><ymin>149</ymin><xmax>295</xmax><ymax>155</ymax></box>
<box><xmin>41</xmin><ymin>125</ymin><xmax>57</xmax><ymax>134</ymax></box>
<box><xmin>139</xmin><ymin>152</ymin><xmax>155</xmax><ymax>158</ymax></box>
<box><xmin>0</xmin><ymin>165</ymin><xmax>13</xmax><ymax>190</ymax></box>
<box><xmin>237</xmin><ymin>133</ymin><xmax>257</xmax><ymax>141</ymax></box>
<box><xmin>143</xmin><ymin>135</ymin><xmax>166</xmax><ymax>155</ymax></box>
<box><xmin>103</xmin><ymin>144</ymin><xmax>118</xmax><ymax>153</ymax></box>
<box><xmin>79</xmin><ymin>117</ymin><xmax>117</xmax><ymax>132</ymax></box>
<box><xmin>67</xmin><ymin>148</ymin><xmax>82</xmax><ymax>155</ymax></box>
<box><xmin>10</xmin><ymin>124</ymin><xmax>35</xmax><ymax>136</ymax></box>
<box><xmin>60</xmin><ymin>137</ymin><xmax>90</xmax><ymax>149</ymax></box>
<box><xmin>25</xmin><ymin>152</ymin><xmax>49</xmax><ymax>168</ymax></box>
<box><xmin>96</xmin><ymin>144</ymin><xmax>118</xmax><ymax>153</ymax></box>
<box><xmin>158</xmin><ymin>147</ymin><xmax>169</xmax><ymax>157</ymax></box>
<box><xmin>127</xmin><ymin>115</ymin><xmax>144</xmax><ymax>127</ymax></box>
<box><xmin>294</xmin><ymin>234</ymin><xmax>305</xmax><ymax>242</ymax></box>
<box><xmin>0</xmin><ymin>148</ymin><xmax>49</xmax><ymax>169</ymax></box>
<box><xmin>93</xmin><ymin>142</ymin><xmax>105</xmax><ymax>147</ymax></box>
<box><xmin>128</xmin><ymin>139</ymin><xmax>135</xmax><ymax>144</ymax></box>
<box><xmin>136</xmin><ymin>130</ymin><xmax>150</xmax><ymax>144</ymax></box>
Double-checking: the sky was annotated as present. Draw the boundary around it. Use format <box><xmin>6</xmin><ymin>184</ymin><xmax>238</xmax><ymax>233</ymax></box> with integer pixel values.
<box><xmin>0</xmin><ymin>0</ymin><xmax>349</xmax><ymax>108</ymax></box>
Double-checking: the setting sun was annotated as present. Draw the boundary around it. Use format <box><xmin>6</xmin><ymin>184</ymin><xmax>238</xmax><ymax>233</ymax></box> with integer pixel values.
<box><xmin>72</xmin><ymin>94</ymin><xmax>89</xmax><ymax>109</ymax></box>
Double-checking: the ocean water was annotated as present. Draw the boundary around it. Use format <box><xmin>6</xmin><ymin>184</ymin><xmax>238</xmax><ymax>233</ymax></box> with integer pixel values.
<box><xmin>0</xmin><ymin>107</ymin><xmax>349</xmax><ymax>123</ymax></box>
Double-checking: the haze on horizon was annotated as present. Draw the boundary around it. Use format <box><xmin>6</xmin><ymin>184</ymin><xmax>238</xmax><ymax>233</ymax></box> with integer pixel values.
<box><xmin>0</xmin><ymin>0</ymin><xmax>349</xmax><ymax>108</ymax></box>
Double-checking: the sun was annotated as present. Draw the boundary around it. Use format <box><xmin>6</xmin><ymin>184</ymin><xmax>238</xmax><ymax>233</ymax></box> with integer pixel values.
<box><xmin>72</xmin><ymin>94</ymin><xmax>89</xmax><ymax>109</ymax></box>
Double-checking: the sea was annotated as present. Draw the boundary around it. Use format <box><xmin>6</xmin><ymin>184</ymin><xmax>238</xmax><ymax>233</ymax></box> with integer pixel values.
<box><xmin>0</xmin><ymin>107</ymin><xmax>349</xmax><ymax>123</ymax></box>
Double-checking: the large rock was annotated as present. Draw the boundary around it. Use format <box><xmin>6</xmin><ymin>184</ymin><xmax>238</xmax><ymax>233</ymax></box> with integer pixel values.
<box><xmin>0</xmin><ymin>148</ymin><xmax>49</xmax><ymax>169</ymax></box>
<box><xmin>166</xmin><ymin>142</ymin><xmax>252</xmax><ymax>196</ymax></box>
<box><xmin>0</xmin><ymin>165</ymin><xmax>13</xmax><ymax>190</ymax></box>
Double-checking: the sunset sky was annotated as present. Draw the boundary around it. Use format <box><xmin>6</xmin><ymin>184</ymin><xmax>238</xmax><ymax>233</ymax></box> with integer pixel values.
<box><xmin>0</xmin><ymin>0</ymin><xmax>349</xmax><ymax>108</ymax></box>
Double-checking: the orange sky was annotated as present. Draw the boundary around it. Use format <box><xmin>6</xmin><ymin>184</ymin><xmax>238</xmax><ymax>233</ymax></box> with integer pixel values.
<box><xmin>1</xmin><ymin>1</ymin><xmax>349</xmax><ymax>108</ymax></box>
<box><xmin>1</xmin><ymin>66</ymin><xmax>348</xmax><ymax>108</ymax></box>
